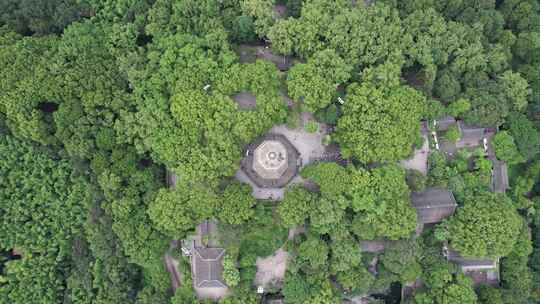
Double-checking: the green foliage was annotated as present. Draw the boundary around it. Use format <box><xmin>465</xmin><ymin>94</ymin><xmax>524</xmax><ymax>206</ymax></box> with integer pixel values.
<box><xmin>269</xmin><ymin>1</ymin><xmax>407</xmax><ymax>68</ymax></box>
<box><xmin>507</xmin><ymin>112</ymin><xmax>540</xmax><ymax>161</ymax></box>
<box><xmin>170</xmin><ymin>285</ymin><xmax>198</xmax><ymax>304</ymax></box>
<box><xmin>304</xmin><ymin>120</ymin><xmax>319</xmax><ymax>133</ymax></box>
<box><xmin>425</xmin><ymin>99</ymin><xmax>447</xmax><ymax>121</ymax></box>
<box><xmin>448</xmin><ymin>192</ymin><xmax>522</xmax><ymax>258</ymax></box>
<box><xmin>222</xmin><ymin>254</ymin><xmax>240</xmax><ymax>287</ymax></box>
<box><xmin>314</xmin><ymin>104</ymin><xmax>339</xmax><ymax>125</ymax></box>
<box><xmin>350</xmin><ymin>166</ymin><xmax>418</xmax><ymax>240</ymax></box>
<box><xmin>282</xmin><ymin>271</ymin><xmax>312</xmax><ymax>304</ymax></box>
<box><xmin>218</xmin><ymin>182</ymin><xmax>256</xmax><ymax>225</ymax></box>
<box><xmin>297</xmin><ymin>235</ymin><xmax>329</xmax><ymax>271</ymax></box>
<box><xmin>379</xmin><ymin>240</ymin><xmax>422</xmax><ymax>283</ymax></box>
<box><xmin>0</xmin><ymin>0</ymin><xmax>93</xmax><ymax>36</ymax></box>
<box><xmin>335</xmin><ymin>266</ymin><xmax>374</xmax><ymax>295</ymax></box>
<box><xmin>241</xmin><ymin>0</ymin><xmax>276</xmax><ymax>37</ymax></box>
<box><xmin>278</xmin><ymin>185</ymin><xmax>315</xmax><ymax>228</ymax></box>
<box><xmin>445</xmin><ymin>125</ymin><xmax>461</xmax><ymax>142</ymax></box>
<box><xmin>501</xmin><ymin>253</ymin><xmax>532</xmax><ymax>304</ymax></box>
<box><xmin>446</xmin><ymin>98</ymin><xmax>471</xmax><ymax>117</ymax></box>
<box><xmin>127</xmin><ymin>36</ymin><xmax>286</xmax><ymax>183</ymax></box>
<box><xmin>287</xmin><ymin>49</ymin><xmax>351</xmax><ymax>113</ymax></box>
<box><xmin>415</xmin><ymin>260</ymin><xmax>477</xmax><ymax>304</ymax></box>
<box><xmin>476</xmin><ymin>285</ymin><xmax>503</xmax><ymax>304</ymax></box>
<box><xmin>303</xmin><ymin>163</ymin><xmax>417</xmax><ymax>240</ymax></box>
<box><xmin>329</xmin><ymin>237</ymin><xmax>362</xmax><ymax>275</ymax></box>
<box><xmin>148</xmin><ymin>184</ymin><xmax>217</xmax><ymax>238</ymax></box>
<box><xmin>335</xmin><ymin>82</ymin><xmax>425</xmax><ymax>163</ymax></box>
<box><xmin>0</xmin><ymin>135</ymin><xmax>85</xmax><ymax>252</ymax></box>
<box><xmin>499</xmin><ymin>71</ymin><xmax>532</xmax><ymax>112</ymax></box>
<box><xmin>2</xmin><ymin>0</ymin><xmax>540</xmax><ymax>301</ymax></box>
<box><xmin>406</xmin><ymin>169</ymin><xmax>428</xmax><ymax>192</ymax></box>
<box><xmin>492</xmin><ymin>131</ymin><xmax>525</xmax><ymax>164</ymax></box>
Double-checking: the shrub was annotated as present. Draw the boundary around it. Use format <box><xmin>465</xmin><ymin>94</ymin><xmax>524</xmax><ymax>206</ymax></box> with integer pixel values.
<box><xmin>305</xmin><ymin>120</ymin><xmax>319</xmax><ymax>133</ymax></box>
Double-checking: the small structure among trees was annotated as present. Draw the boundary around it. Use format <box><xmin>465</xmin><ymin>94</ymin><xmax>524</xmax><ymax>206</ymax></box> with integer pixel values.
<box><xmin>411</xmin><ymin>188</ymin><xmax>457</xmax><ymax>226</ymax></box>
<box><xmin>444</xmin><ymin>246</ymin><xmax>500</xmax><ymax>286</ymax></box>
<box><xmin>241</xmin><ymin>134</ymin><xmax>301</xmax><ymax>188</ymax></box>
<box><xmin>192</xmin><ymin>247</ymin><xmax>227</xmax><ymax>289</ymax></box>
<box><xmin>438</xmin><ymin>121</ymin><xmax>493</xmax><ymax>158</ymax></box>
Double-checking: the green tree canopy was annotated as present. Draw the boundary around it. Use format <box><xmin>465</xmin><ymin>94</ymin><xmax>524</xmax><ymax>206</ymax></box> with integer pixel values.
<box><xmin>287</xmin><ymin>49</ymin><xmax>351</xmax><ymax>113</ymax></box>
<box><xmin>148</xmin><ymin>184</ymin><xmax>218</xmax><ymax>238</ymax></box>
<box><xmin>448</xmin><ymin>192</ymin><xmax>522</xmax><ymax>258</ymax></box>
<box><xmin>278</xmin><ymin>185</ymin><xmax>315</xmax><ymax>228</ymax></box>
<box><xmin>492</xmin><ymin>131</ymin><xmax>524</xmax><ymax>164</ymax></box>
<box><xmin>217</xmin><ymin>182</ymin><xmax>256</xmax><ymax>225</ymax></box>
<box><xmin>335</xmin><ymin>82</ymin><xmax>425</xmax><ymax>163</ymax></box>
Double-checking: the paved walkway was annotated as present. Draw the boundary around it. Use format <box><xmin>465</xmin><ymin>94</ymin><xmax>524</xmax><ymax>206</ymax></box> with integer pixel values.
<box><xmin>399</xmin><ymin>133</ymin><xmax>429</xmax><ymax>175</ymax></box>
<box><xmin>254</xmin><ymin>248</ymin><xmax>289</xmax><ymax>288</ymax></box>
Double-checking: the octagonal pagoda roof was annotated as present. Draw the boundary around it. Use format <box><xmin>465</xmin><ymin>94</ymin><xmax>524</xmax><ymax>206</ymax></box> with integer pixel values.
<box><xmin>241</xmin><ymin>134</ymin><xmax>300</xmax><ymax>188</ymax></box>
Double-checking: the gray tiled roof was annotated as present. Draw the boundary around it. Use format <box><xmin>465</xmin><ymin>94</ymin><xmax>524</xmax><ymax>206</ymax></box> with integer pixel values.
<box><xmin>435</xmin><ymin>116</ymin><xmax>457</xmax><ymax>131</ymax></box>
<box><xmin>446</xmin><ymin>248</ymin><xmax>497</xmax><ymax>270</ymax></box>
<box><xmin>457</xmin><ymin>122</ymin><xmax>486</xmax><ymax>149</ymax></box>
<box><xmin>241</xmin><ymin>134</ymin><xmax>300</xmax><ymax>188</ymax></box>
<box><xmin>192</xmin><ymin>247</ymin><xmax>226</xmax><ymax>288</ymax></box>
<box><xmin>411</xmin><ymin>188</ymin><xmax>457</xmax><ymax>224</ymax></box>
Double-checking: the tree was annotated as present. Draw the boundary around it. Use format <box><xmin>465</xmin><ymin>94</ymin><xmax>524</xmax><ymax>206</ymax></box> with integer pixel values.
<box><xmin>349</xmin><ymin>166</ymin><xmax>418</xmax><ymax>240</ymax></box>
<box><xmin>492</xmin><ymin>131</ymin><xmax>524</xmax><ymax>164</ymax></box>
<box><xmin>147</xmin><ymin>184</ymin><xmax>217</xmax><ymax>238</ymax></box>
<box><xmin>507</xmin><ymin>112</ymin><xmax>540</xmax><ymax>161</ymax></box>
<box><xmin>415</xmin><ymin>260</ymin><xmax>477</xmax><ymax>304</ymax></box>
<box><xmin>287</xmin><ymin>49</ymin><xmax>351</xmax><ymax>113</ymax></box>
<box><xmin>329</xmin><ymin>237</ymin><xmax>362</xmax><ymax>274</ymax></box>
<box><xmin>0</xmin><ymin>0</ymin><xmax>93</xmax><ymax>36</ymax></box>
<box><xmin>267</xmin><ymin>18</ymin><xmax>296</xmax><ymax>55</ymax></box>
<box><xmin>218</xmin><ymin>182</ymin><xmax>256</xmax><ymax>225</ymax></box>
<box><xmin>406</xmin><ymin>169</ymin><xmax>428</xmax><ymax>192</ymax></box>
<box><xmin>327</xmin><ymin>3</ymin><xmax>408</xmax><ymax>68</ymax></box>
<box><xmin>300</xmin><ymin>162</ymin><xmax>351</xmax><ymax>199</ymax></box>
<box><xmin>445</xmin><ymin>125</ymin><xmax>461</xmax><ymax>142</ymax></box>
<box><xmin>241</xmin><ymin>0</ymin><xmax>276</xmax><ymax>37</ymax></box>
<box><xmin>222</xmin><ymin>254</ymin><xmax>240</xmax><ymax>287</ymax></box>
<box><xmin>304</xmin><ymin>120</ymin><xmax>319</xmax><ymax>133</ymax></box>
<box><xmin>0</xmin><ymin>135</ymin><xmax>85</xmax><ymax>253</ymax></box>
<box><xmin>379</xmin><ymin>240</ymin><xmax>422</xmax><ymax>283</ymax></box>
<box><xmin>0</xmin><ymin>32</ymin><xmax>60</xmax><ymax>145</ymax></box>
<box><xmin>499</xmin><ymin>71</ymin><xmax>532</xmax><ymax>112</ymax></box>
<box><xmin>335</xmin><ymin>82</ymin><xmax>425</xmax><ymax>163</ymax></box>
<box><xmin>308</xmin><ymin>196</ymin><xmax>348</xmax><ymax>235</ymax></box>
<box><xmin>476</xmin><ymin>285</ymin><xmax>503</xmax><ymax>304</ymax></box>
<box><xmin>278</xmin><ymin>185</ymin><xmax>315</xmax><ymax>228</ymax></box>
<box><xmin>501</xmin><ymin>253</ymin><xmax>532</xmax><ymax>304</ymax></box>
<box><xmin>515</xmin><ymin>32</ymin><xmax>540</xmax><ymax>63</ymax></box>
<box><xmin>335</xmin><ymin>266</ymin><xmax>374</xmax><ymax>295</ymax></box>
<box><xmin>296</xmin><ymin>235</ymin><xmax>329</xmax><ymax>271</ymax></box>
<box><xmin>446</xmin><ymin>98</ymin><xmax>471</xmax><ymax>117</ymax></box>
<box><xmin>282</xmin><ymin>271</ymin><xmax>312</xmax><ymax>304</ymax></box>
<box><xmin>448</xmin><ymin>192</ymin><xmax>522</xmax><ymax>258</ymax></box>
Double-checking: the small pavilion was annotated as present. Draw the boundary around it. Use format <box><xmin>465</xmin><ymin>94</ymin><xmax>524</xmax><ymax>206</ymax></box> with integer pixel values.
<box><xmin>241</xmin><ymin>134</ymin><xmax>301</xmax><ymax>188</ymax></box>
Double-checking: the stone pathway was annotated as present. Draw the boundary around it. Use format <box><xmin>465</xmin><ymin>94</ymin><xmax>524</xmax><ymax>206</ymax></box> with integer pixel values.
<box><xmin>254</xmin><ymin>248</ymin><xmax>289</xmax><ymax>288</ymax></box>
<box><xmin>399</xmin><ymin>133</ymin><xmax>429</xmax><ymax>175</ymax></box>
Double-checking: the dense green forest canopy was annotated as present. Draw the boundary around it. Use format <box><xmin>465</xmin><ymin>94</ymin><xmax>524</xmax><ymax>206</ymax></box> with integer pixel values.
<box><xmin>2</xmin><ymin>0</ymin><xmax>540</xmax><ymax>303</ymax></box>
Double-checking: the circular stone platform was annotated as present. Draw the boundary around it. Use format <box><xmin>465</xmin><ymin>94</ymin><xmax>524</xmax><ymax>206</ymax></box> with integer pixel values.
<box><xmin>241</xmin><ymin>134</ymin><xmax>300</xmax><ymax>188</ymax></box>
